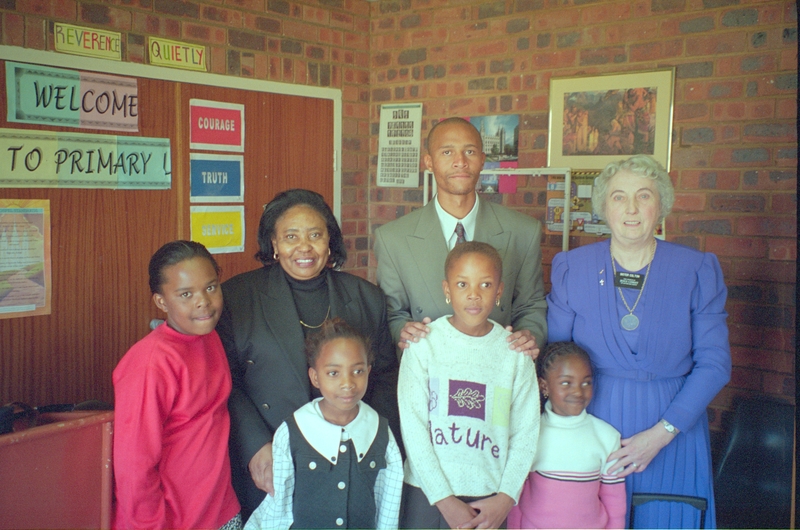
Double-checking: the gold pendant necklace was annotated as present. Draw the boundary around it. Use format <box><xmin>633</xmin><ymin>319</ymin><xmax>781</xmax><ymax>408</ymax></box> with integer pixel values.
<box><xmin>299</xmin><ymin>306</ymin><xmax>331</xmax><ymax>329</ymax></box>
<box><xmin>610</xmin><ymin>240</ymin><xmax>656</xmax><ymax>331</ymax></box>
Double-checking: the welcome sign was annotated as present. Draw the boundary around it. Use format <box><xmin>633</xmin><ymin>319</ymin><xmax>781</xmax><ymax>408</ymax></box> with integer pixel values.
<box><xmin>6</xmin><ymin>62</ymin><xmax>138</xmax><ymax>132</ymax></box>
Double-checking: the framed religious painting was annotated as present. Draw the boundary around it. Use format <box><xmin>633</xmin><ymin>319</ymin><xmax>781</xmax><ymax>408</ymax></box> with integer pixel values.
<box><xmin>547</xmin><ymin>68</ymin><xmax>675</xmax><ymax>171</ymax></box>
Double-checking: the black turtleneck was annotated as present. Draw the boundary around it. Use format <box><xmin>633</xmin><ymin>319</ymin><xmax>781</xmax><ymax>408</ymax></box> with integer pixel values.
<box><xmin>283</xmin><ymin>267</ymin><xmax>331</xmax><ymax>339</ymax></box>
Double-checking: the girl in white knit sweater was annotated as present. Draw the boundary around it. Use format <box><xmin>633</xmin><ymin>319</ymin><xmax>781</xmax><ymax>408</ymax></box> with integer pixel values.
<box><xmin>507</xmin><ymin>342</ymin><xmax>626</xmax><ymax>529</ymax></box>
<box><xmin>398</xmin><ymin>242</ymin><xmax>539</xmax><ymax>529</ymax></box>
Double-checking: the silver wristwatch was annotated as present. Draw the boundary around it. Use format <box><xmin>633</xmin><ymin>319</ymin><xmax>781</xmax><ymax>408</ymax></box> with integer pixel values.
<box><xmin>661</xmin><ymin>419</ymin><xmax>677</xmax><ymax>435</ymax></box>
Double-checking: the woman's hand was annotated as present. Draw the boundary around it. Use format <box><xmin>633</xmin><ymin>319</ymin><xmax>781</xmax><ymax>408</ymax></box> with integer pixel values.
<box><xmin>467</xmin><ymin>493</ymin><xmax>515</xmax><ymax>529</ymax></box>
<box><xmin>398</xmin><ymin>317</ymin><xmax>432</xmax><ymax>349</ymax></box>
<box><xmin>607</xmin><ymin>422</ymin><xmax>677</xmax><ymax>477</ymax></box>
<box><xmin>435</xmin><ymin>496</ymin><xmax>478</xmax><ymax>529</ymax></box>
<box><xmin>248</xmin><ymin>442</ymin><xmax>274</xmax><ymax>495</ymax></box>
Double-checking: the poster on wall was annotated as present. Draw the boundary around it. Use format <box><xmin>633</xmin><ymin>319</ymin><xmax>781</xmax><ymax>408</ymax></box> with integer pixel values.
<box><xmin>548</xmin><ymin>68</ymin><xmax>675</xmax><ymax>170</ymax></box>
<box><xmin>469</xmin><ymin>114</ymin><xmax>520</xmax><ymax>194</ymax></box>
<box><xmin>377</xmin><ymin>103</ymin><xmax>422</xmax><ymax>187</ymax></box>
<box><xmin>190</xmin><ymin>154</ymin><xmax>244</xmax><ymax>203</ymax></box>
<box><xmin>545</xmin><ymin>173</ymin><xmax>610</xmax><ymax>236</ymax></box>
<box><xmin>0</xmin><ymin>199</ymin><xmax>52</xmax><ymax>319</ymax></box>
<box><xmin>0</xmin><ymin>129</ymin><xmax>171</xmax><ymax>189</ymax></box>
<box><xmin>190</xmin><ymin>206</ymin><xmax>245</xmax><ymax>254</ymax></box>
<box><xmin>190</xmin><ymin>99</ymin><xmax>245</xmax><ymax>152</ymax></box>
<box><xmin>6</xmin><ymin>61</ymin><xmax>138</xmax><ymax>132</ymax></box>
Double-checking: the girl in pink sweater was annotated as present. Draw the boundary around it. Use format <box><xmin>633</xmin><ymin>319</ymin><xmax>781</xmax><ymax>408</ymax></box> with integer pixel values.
<box><xmin>508</xmin><ymin>342</ymin><xmax>626</xmax><ymax>529</ymax></box>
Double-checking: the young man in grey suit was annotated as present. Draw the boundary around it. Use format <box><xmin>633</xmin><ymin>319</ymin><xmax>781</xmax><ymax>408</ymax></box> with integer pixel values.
<box><xmin>374</xmin><ymin>117</ymin><xmax>547</xmax><ymax>357</ymax></box>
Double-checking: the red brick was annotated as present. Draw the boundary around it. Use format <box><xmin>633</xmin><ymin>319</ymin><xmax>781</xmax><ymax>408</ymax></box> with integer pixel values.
<box><xmin>201</xmin><ymin>5</ymin><xmax>243</xmax><ymax>26</ymax></box>
<box><xmin>534</xmin><ymin>8</ymin><xmax>581</xmax><ymax>30</ymax></box>
<box><xmin>674</xmin><ymin>102</ymin><xmax>709</xmax><ymax>121</ymax></box>
<box><xmin>716</xmin><ymin>55</ymin><xmax>777</xmax><ymax>76</ymax></box>
<box><xmin>770</xmin><ymin>193</ymin><xmax>797</xmax><ymax>214</ymax></box>
<box><xmin>736</xmin><ymin>216</ymin><xmax>796</xmax><ymax>237</ymax></box>
<box><xmin>411</xmin><ymin>27</ymin><xmax>449</xmax><ymax>47</ymax></box>
<box><xmin>183</xmin><ymin>23</ymin><xmax>227</xmax><ymax>45</ymax></box>
<box><xmin>208</xmin><ymin>46</ymin><xmax>226</xmax><ymax>75</ymax></box>
<box><xmin>680</xmin><ymin>170</ymin><xmax>741</xmax><ymax>190</ymax></box>
<box><xmin>80</xmin><ymin>3</ymin><xmax>132</xmax><ymax>31</ymax></box>
<box><xmin>469</xmin><ymin>40</ymin><xmax>509</xmax><ymax>58</ymax></box>
<box><xmin>604</xmin><ymin>20</ymin><xmax>659</xmax><ymax>44</ymax></box>
<box><xmin>318</xmin><ymin>27</ymin><xmax>343</xmax><ymax>46</ymax></box>
<box><xmin>3</xmin><ymin>13</ymin><xmax>24</xmax><ymax>46</ymax></box>
<box><xmin>344</xmin><ymin>31</ymin><xmax>368</xmax><ymax>50</ymax></box>
<box><xmin>762</xmin><ymin>373</ymin><xmax>794</xmax><ymax>397</ymax></box>
<box><xmin>531</xmin><ymin>50</ymin><xmax>577</xmax><ymax>69</ymax></box>
<box><xmin>712</xmin><ymin>102</ymin><xmax>747</xmax><ymax>121</ymax></box>
<box><xmin>672</xmin><ymin>192</ymin><xmax>707</xmax><ymax>212</ymax></box>
<box><xmin>580</xmin><ymin>3</ymin><xmax>631</xmax><ymax>24</ymax></box>
<box><xmin>25</xmin><ymin>16</ymin><xmax>45</xmax><ymax>49</ymax></box>
<box><xmin>706</xmin><ymin>235</ymin><xmax>768</xmax><ymax>258</ymax></box>
<box><xmin>768</xmin><ymin>239</ymin><xmax>797</xmax><ymax>261</ymax></box>
<box><xmin>731</xmin><ymin>347</ymin><xmax>794</xmax><ymax>374</ymax></box>
<box><xmin>630</xmin><ymin>39</ymin><xmax>682</xmax><ymax>61</ymax></box>
<box><xmin>303</xmin><ymin>6</ymin><xmax>329</xmax><ymax>25</ymax></box>
<box><xmin>671</xmin><ymin>148</ymin><xmax>712</xmax><ymax>169</ymax></box>
<box><xmin>683</xmin><ymin>80</ymin><xmax>744</xmax><ymax>101</ymax></box>
<box><xmin>731</xmin><ymin>260</ymin><xmax>796</xmax><ymax>283</ymax></box>
<box><xmin>728</xmin><ymin>366</ymin><xmax>762</xmax><ymax>391</ymax></box>
<box><xmin>686</xmin><ymin>33</ymin><xmax>747</xmax><ymax>55</ymax></box>
<box><xmin>16</xmin><ymin>0</ymin><xmax>53</xmax><ymax>15</ymax></box>
<box><xmin>779</xmin><ymin>48</ymin><xmax>796</xmax><ymax>71</ymax></box>
<box><xmin>432</xmin><ymin>6</ymin><xmax>470</xmax><ymax>26</ymax></box>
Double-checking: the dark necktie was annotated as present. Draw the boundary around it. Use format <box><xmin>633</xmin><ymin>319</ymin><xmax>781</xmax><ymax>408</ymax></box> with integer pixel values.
<box><xmin>455</xmin><ymin>222</ymin><xmax>466</xmax><ymax>245</ymax></box>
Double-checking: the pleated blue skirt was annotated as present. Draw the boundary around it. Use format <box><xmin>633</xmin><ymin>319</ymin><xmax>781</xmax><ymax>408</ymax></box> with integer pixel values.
<box><xmin>588</xmin><ymin>373</ymin><xmax>716</xmax><ymax>529</ymax></box>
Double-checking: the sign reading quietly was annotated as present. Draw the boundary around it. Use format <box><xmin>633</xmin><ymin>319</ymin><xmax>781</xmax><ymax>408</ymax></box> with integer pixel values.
<box><xmin>148</xmin><ymin>37</ymin><xmax>207</xmax><ymax>72</ymax></box>
<box><xmin>6</xmin><ymin>62</ymin><xmax>138</xmax><ymax>132</ymax></box>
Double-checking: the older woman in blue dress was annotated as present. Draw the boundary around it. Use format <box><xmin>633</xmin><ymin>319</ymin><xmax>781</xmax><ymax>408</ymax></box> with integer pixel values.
<box><xmin>546</xmin><ymin>155</ymin><xmax>731</xmax><ymax>528</ymax></box>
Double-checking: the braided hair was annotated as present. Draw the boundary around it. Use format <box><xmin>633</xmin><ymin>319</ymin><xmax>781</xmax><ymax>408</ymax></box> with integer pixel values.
<box><xmin>537</xmin><ymin>341</ymin><xmax>593</xmax><ymax>411</ymax></box>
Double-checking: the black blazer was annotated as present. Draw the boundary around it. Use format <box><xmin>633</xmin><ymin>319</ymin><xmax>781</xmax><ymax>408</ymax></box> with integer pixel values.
<box><xmin>216</xmin><ymin>264</ymin><xmax>400</xmax><ymax>514</ymax></box>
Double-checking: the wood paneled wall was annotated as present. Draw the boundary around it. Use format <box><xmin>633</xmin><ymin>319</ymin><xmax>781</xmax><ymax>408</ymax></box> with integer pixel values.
<box><xmin>0</xmin><ymin>61</ymin><xmax>333</xmax><ymax>406</ymax></box>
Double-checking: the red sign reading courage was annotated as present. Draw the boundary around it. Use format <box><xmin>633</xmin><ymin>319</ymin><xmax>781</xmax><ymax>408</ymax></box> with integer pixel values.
<box><xmin>190</xmin><ymin>99</ymin><xmax>244</xmax><ymax>152</ymax></box>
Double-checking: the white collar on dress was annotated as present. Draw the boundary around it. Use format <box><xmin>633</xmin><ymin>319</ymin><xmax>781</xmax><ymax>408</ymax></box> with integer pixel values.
<box><xmin>293</xmin><ymin>398</ymin><xmax>379</xmax><ymax>464</ymax></box>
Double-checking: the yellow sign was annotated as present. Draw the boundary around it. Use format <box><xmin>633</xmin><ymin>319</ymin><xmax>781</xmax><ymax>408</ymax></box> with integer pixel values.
<box><xmin>148</xmin><ymin>37</ymin><xmax>207</xmax><ymax>72</ymax></box>
<box><xmin>190</xmin><ymin>206</ymin><xmax>244</xmax><ymax>254</ymax></box>
<box><xmin>54</xmin><ymin>23</ymin><xmax>121</xmax><ymax>61</ymax></box>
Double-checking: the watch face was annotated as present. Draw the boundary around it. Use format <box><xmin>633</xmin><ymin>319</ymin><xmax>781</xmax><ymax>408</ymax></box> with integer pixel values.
<box><xmin>662</xmin><ymin>420</ymin><xmax>675</xmax><ymax>433</ymax></box>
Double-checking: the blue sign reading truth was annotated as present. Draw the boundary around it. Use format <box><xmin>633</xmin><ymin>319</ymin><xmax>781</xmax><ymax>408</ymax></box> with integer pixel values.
<box><xmin>190</xmin><ymin>153</ymin><xmax>244</xmax><ymax>203</ymax></box>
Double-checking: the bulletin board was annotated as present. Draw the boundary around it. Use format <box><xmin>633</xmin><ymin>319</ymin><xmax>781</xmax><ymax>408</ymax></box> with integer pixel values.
<box><xmin>0</xmin><ymin>46</ymin><xmax>340</xmax><ymax>406</ymax></box>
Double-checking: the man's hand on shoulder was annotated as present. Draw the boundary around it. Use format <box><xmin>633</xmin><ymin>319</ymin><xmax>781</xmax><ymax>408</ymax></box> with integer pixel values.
<box><xmin>398</xmin><ymin>317</ymin><xmax>432</xmax><ymax>350</ymax></box>
<box><xmin>505</xmin><ymin>327</ymin><xmax>540</xmax><ymax>360</ymax></box>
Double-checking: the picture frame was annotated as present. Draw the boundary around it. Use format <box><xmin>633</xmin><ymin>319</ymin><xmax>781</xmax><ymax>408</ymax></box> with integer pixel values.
<box><xmin>547</xmin><ymin>68</ymin><xmax>675</xmax><ymax>171</ymax></box>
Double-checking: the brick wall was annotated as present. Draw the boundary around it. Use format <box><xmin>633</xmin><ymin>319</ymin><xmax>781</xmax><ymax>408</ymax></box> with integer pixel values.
<box><xmin>365</xmin><ymin>0</ymin><xmax>797</xmax><ymax>424</ymax></box>
<box><xmin>2</xmin><ymin>0</ymin><xmax>796</xmax><ymax>421</ymax></box>
<box><xmin>1</xmin><ymin>0</ymin><xmax>375</xmax><ymax>275</ymax></box>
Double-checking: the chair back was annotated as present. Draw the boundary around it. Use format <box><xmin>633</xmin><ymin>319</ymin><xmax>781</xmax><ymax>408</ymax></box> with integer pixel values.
<box><xmin>714</xmin><ymin>396</ymin><xmax>794</xmax><ymax>529</ymax></box>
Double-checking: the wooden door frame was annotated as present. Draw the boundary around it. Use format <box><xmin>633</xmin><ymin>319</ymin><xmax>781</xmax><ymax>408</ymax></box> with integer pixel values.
<box><xmin>0</xmin><ymin>45</ymin><xmax>343</xmax><ymax>220</ymax></box>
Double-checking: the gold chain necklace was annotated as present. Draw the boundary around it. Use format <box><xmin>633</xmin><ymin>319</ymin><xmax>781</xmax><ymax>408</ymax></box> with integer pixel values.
<box><xmin>299</xmin><ymin>306</ymin><xmax>331</xmax><ymax>329</ymax></box>
<box><xmin>610</xmin><ymin>239</ymin><xmax>656</xmax><ymax>331</ymax></box>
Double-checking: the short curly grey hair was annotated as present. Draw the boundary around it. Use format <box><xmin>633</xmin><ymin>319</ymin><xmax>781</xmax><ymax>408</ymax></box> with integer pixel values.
<box><xmin>591</xmin><ymin>154</ymin><xmax>674</xmax><ymax>222</ymax></box>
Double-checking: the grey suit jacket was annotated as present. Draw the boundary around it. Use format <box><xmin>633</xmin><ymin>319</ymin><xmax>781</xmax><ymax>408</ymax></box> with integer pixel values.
<box><xmin>374</xmin><ymin>197</ymin><xmax>547</xmax><ymax>347</ymax></box>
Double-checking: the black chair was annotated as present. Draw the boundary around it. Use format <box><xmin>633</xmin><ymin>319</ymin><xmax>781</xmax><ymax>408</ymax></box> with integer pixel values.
<box><xmin>713</xmin><ymin>396</ymin><xmax>794</xmax><ymax>528</ymax></box>
<box><xmin>629</xmin><ymin>493</ymin><xmax>708</xmax><ymax>529</ymax></box>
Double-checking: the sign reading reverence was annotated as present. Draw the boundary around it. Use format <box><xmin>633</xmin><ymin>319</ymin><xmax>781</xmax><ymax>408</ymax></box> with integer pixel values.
<box><xmin>54</xmin><ymin>23</ymin><xmax>121</xmax><ymax>61</ymax></box>
<box><xmin>6</xmin><ymin>61</ymin><xmax>138</xmax><ymax>132</ymax></box>
<box><xmin>0</xmin><ymin>129</ymin><xmax>171</xmax><ymax>189</ymax></box>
